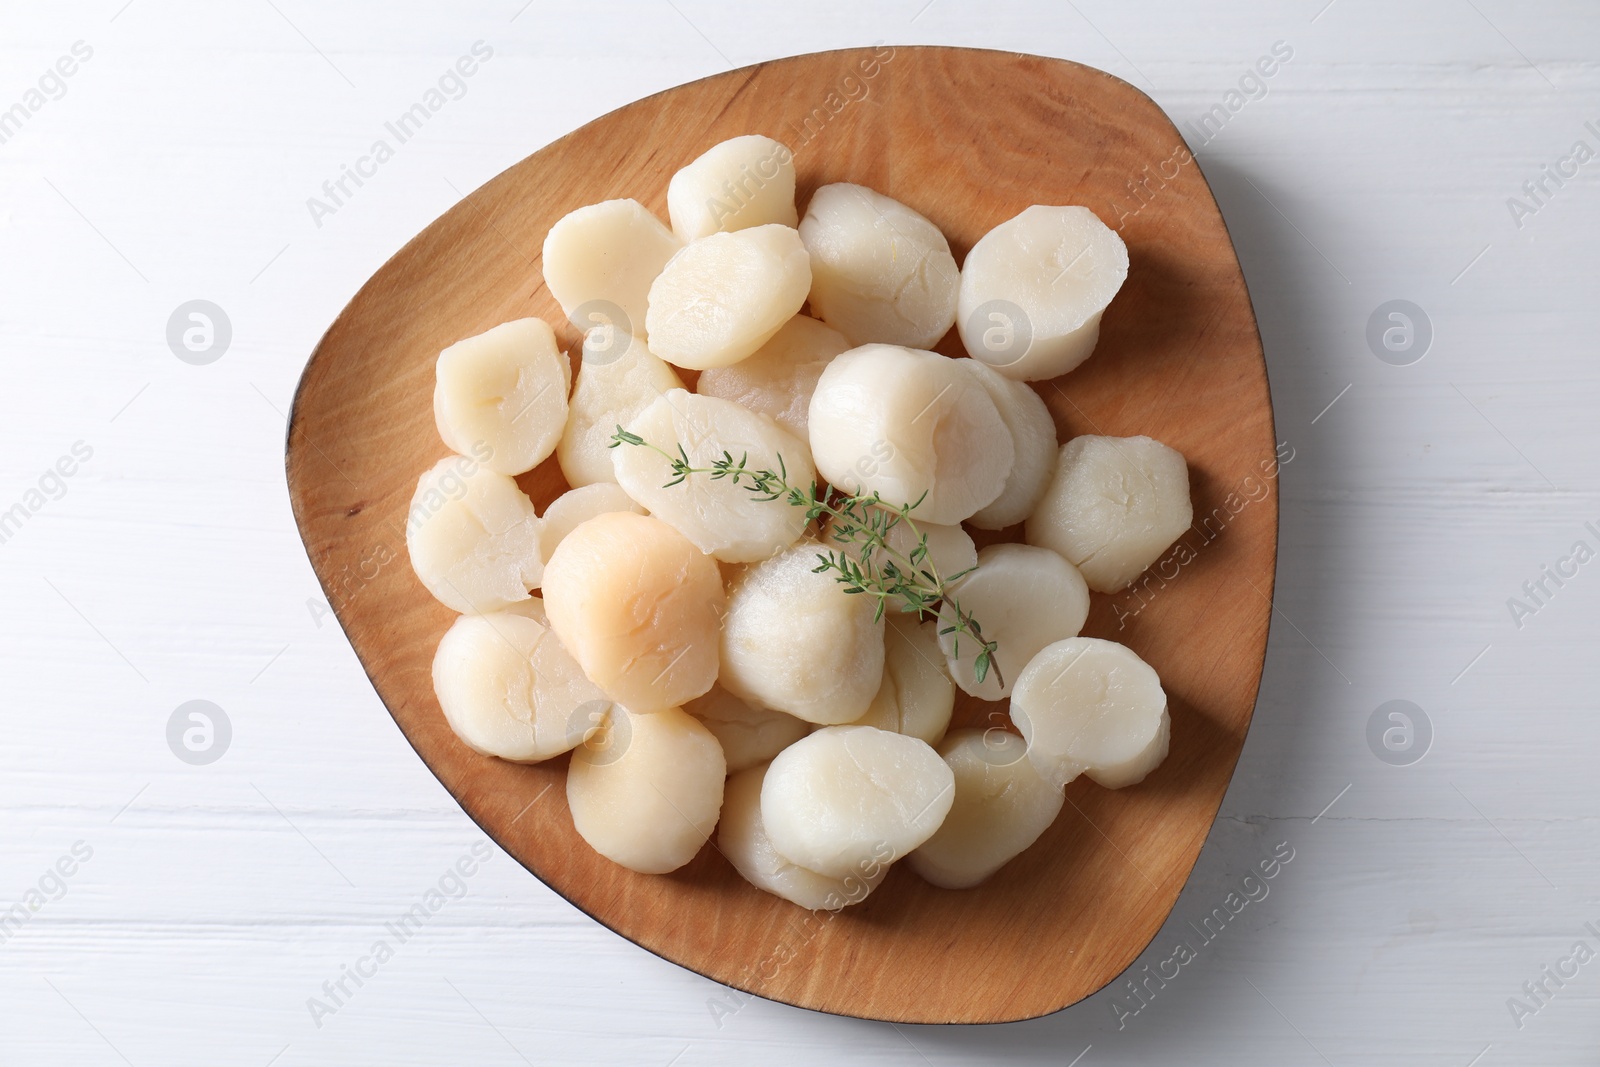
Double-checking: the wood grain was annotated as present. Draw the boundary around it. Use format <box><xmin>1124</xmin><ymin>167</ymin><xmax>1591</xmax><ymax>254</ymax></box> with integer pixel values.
<box><xmin>285</xmin><ymin>46</ymin><xmax>1275</xmax><ymax>1024</ymax></box>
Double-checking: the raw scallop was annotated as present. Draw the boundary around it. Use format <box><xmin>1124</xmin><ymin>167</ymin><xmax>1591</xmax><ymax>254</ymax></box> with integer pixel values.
<box><xmin>1025</xmin><ymin>434</ymin><xmax>1192</xmax><ymax>593</ymax></box>
<box><xmin>557</xmin><ymin>332</ymin><xmax>685</xmax><ymax>488</ymax></box>
<box><xmin>760</xmin><ymin>724</ymin><xmax>953</xmax><ymax>879</ymax></box>
<box><xmin>799</xmin><ymin>183</ymin><xmax>960</xmax><ymax>349</ymax></box>
<box><xmin>685</xmin><ymin>686</ymin><xmax>810</xmax><ymax>774</ymax></box>
<box><xmin>850</xmin><ymin>614</ymin><xmax>954</xmax><ymax>745</ymax></box>
<box><xmin>541</xmin><ymin>511</ymin><xmax>724</xmax><ymax>714</ymax></box>
<box><xmin>1009</xmin><ymin>637</ymin><xmax>1170</xmax><ymax>789</ymax></box>
<box><xmin>613</xmin><ymin>389</ymin><xmax>815</xmax><ymax>563</ymax></box>
<box><xmin>538</xmin><ymin>483</ymin><xmax>645</xmax><ymax>565</ymax></box>
<box><xmin>719</xmin><ymin>541</ymin><xmax>885</xmax><ymax>725</ymax></box>
<box><xmin>807</xmin><ymin>343</ymin><xmax>1014</xmax><ymax>525</ymax></box>
<box><xmin>957</xmin><ymin>205</ymin><xmax>1128</xmax><ymax>381</ymax></box>
<box><xmin>907</xmin><ymin>729</ymin><xmax>1064</xmax><ymax>889</ymax></box>
<box><xmin>568</xmin><ymin>704</ymin><xmax>726</xmax><ymax>874</ymax></box>
<box><xmin>433</xmin><ymin>318</ymin><xmax>569</xmax><ymax>476</ymax></box>
<box><xmin>432</xmin><ymin>601</ymin><xmax>609</xmax><ymax>762</ymax></box>
<box><xmin>645</xmin><ymin>224</ymin><xmax>811</xmax><ymax>370</ymax></box>
<box><xmin>667</xmin><ymin>134</ymin><xmax>798</xmax><ymax>240</ymax></box>
<box><xmin>720</xmin><ymin>762</ymin><xmax>888</xmax><ymax>909</ymax></box>
<box><xmin>957</xmin><ymin>359</ymin><xmax>1059</xmax><ymax>530</ymax></box>
<box><xmin>543</xmin><ymin>199</ymin><xmax>681</xmax><ymax>342</ymax></box>
<box><xmin>937</xmin><ymin>543</ymin><xmax>1090</xmax><ymax>701</ymax></box>
<box><xmin>406</xmin><ymin>456</ymin><xmax>542</xmax><ymax>614</ymax></box>
<box><xmin>695</xmin><ymin>314</ymin><xmax>850</xmax><ymax>438</ymax></box>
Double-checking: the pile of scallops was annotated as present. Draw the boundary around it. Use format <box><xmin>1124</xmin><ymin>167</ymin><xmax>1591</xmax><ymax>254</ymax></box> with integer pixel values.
<box><xmin>407</xmin><ymin>134</ymin><xmax>1194</xmax><ymax>909</ymax></box>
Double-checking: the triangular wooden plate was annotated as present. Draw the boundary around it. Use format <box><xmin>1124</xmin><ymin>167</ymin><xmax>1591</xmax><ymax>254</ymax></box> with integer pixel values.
<box><xmin>286</xmin><ymin>46</ymin><xmax>1276</xmax><ymax>1024</ymax></box>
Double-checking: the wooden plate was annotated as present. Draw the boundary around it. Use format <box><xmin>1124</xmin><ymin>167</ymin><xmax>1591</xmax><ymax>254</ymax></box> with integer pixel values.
<box><xmin>286</xmin><ymin>46</ymin><xmax>1276</xmax><ymax>1024</ymax></box>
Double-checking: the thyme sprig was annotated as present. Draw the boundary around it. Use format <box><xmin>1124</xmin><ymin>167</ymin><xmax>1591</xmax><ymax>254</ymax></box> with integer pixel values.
<box><xmin>609</xmin><ymin>426</ymin><xmax>1002</xmax><ymax>686</ymax></box>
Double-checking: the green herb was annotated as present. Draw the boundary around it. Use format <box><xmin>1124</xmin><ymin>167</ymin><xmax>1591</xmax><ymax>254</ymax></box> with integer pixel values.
<box><xmin>609</xmin><ymin>426</ymin><xmax>1002</xmax><ymax>686</ymax></box>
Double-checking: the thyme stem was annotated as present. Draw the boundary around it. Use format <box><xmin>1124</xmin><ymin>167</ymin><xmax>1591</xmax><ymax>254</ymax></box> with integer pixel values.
<box><xmin>609</xmin><ymin>425</ymin><xmax>1002</xmax><ymax>687</ymax></box>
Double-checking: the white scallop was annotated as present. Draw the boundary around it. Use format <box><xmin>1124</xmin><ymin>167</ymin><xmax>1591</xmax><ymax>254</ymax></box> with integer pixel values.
<box><xmin>645</xmin><ymin>224</ymin><xmax>812</xmax><ymax>370</ymax></box>
<box><xmin>667</xmin><ymin>134</ymin><xmax>798</xmax><ymax>240</ymax></box>
<box><xmin>938</xmin><ymin>543</ymin><xmax>1090</xmax><ymax>701</ymax></box>
<box><xmin>695</xmin><ymin>314</ymin><xmax>850</xmax><ymax>438</ymax></box>
<box><xmin>613</xmin><ymin>389</ymin><xmax>814</xmax><ymax>563</ymax></box>
<box><xmin>719</xmin><ymin>762</ymin><xmax>888</xmax><ymax>909</ymax></box>
<box><xmin>406</xmin><ymin>456</ymin><xmax>542</xmax><ymax>614</ymax></box>
<box><xmin>799</xmin><ymin>183</ymin><xmax>960</xmax><ymax>349</ymax></box>
<box><xmin>542</xmin><ymin>199</ymin><xmax>681</xmax><ymax>341</ymax></box>
<box><xmin>431</xmin><ymin>601</ymin><xmax>610</xmax><ymax>762</ymax></box>
<box><xmin>556</xmin><ymin>332</ymin><xmax>686</xmax><ymax>488</ymax></box>
<box><xmin>907</xmin><ymin>729</ymin><xmax>1065</xmax><ymax>889</ymax></box>
<box><xmin>807</xmin><ymin>344</ymin><xmax>1014</xmax><ymax>525</ymax></box>
<box><xmin>850</xmin><ymin>614</ymin><xmax>954</xmax><ymax>746</ymax></box>
<box><xmin>537</xmin><ymin>483</ymin><xmax>645</xmax><ymax>565</ymax></box>
<box><xmin>432</xmin><ymin>318</ymin><xmax>569</xmax><ymax>477</ymax></box>
<box><xmin>760</xmin><ymin>724</ymin><xmax>954</xmax><ymax>879</ymax></box>
<box><xmin>1025</xmin><ymin>434</ymin><xmax>1193</xmax><ymax>593</ymax></box>
<box><xmin>685</xmin><ymin>686</ymin><xmax>810</xmax><ymax>774</ymax></box>
<box><xmin>957</xmin><ymin>205</ymin><xmax>1129</xmax><ymax>381</ymax></box>
<box><xmin>567</xmin><ymin>704</ymin><xmax>726</xmax><ymax>874</ymax></box>
<box><xmin>541</xmin><ymin>511</ymin><xmax>724</xmax><ymax>714</ymax></box>
<box><xmin>820</xmin><ymin>505</ymin><xmax>976</xmax><ymax>612</ymax></box>
<box><xmin>1009</xmin><ymin>637</ymin><xmax>1170</xmax><ymax>790</ymax></box>
<box><xmin>720</xmin><ymin>541</ymin><xmax>885</xmax><ymax>725</ymax></box>
<box><xmin>957</xmin><ymin>360</ymin><xmax>1059</xmax><ymax>529</ymax></box>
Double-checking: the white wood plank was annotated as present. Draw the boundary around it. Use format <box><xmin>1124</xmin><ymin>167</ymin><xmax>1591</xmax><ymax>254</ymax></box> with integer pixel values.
<box><xmin>3</xmin><ymin>0</ymin><xmax>1600</xmax><ymax>1062</ymax></box>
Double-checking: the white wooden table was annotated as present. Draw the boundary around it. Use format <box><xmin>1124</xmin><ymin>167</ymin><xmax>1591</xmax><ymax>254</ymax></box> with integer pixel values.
<box><xmin>3</xmin><ymin>1</ymin><xmax>1597</xmax><ymax>1063</ymax></box>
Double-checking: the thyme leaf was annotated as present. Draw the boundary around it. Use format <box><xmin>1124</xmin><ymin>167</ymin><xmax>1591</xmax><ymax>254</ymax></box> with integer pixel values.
<box><xmin>610</xmin><ymin>425</ymin><xmax>1003</xmax><ymax>688</ymax></box>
